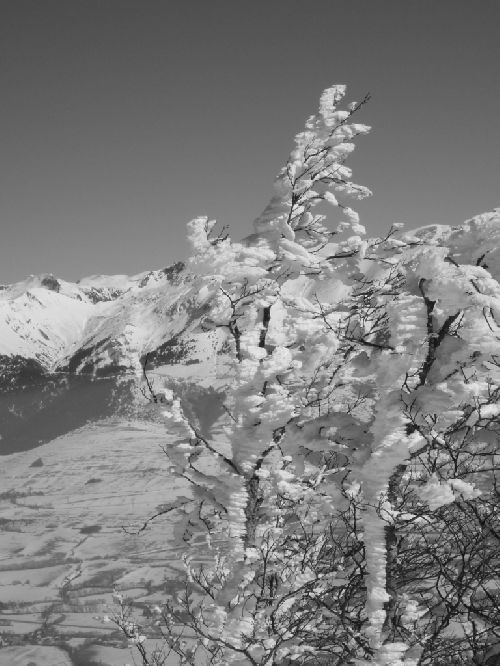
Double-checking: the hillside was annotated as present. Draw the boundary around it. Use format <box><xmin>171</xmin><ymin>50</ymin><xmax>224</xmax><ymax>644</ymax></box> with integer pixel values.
<box><xmin>0</xmin><ymin>419</ymin><xmax>187</xmax><ymax>665</ymax></box>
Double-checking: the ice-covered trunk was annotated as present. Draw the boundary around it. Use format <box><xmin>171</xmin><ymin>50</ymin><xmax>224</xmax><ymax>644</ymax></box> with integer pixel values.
<box><xmin>356</xmin><ymin>335</ymin><xmax>424</xmax><ymax>665</ymax></box>
<box><xmin>358</xmin><ymin>289</ymin><xmax>428</xmax><ymax>664</ymax></box>
<box><xmin>360</xmin><ymin>403</ymin><xmax>409</xmax><ymax>664</ymax></box>
<box><xmin>382</xmin><ymin>461</ymin><xmax>408</xmax><ymax>637</ymax></box>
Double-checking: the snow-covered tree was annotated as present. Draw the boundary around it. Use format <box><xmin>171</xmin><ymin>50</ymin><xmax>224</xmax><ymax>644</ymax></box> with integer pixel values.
<box><xmin>114</xmin><ymin>86</ymin><xmax>500</xmax><ymax>666</ymax></box>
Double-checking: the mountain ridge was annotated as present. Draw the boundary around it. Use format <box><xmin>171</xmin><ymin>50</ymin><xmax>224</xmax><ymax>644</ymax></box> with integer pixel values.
<box><xmin>0</xmin><ymin>260</ymin><xmax>217</xmax><ymax>454</ymax></box>
<box><xmin>0</xmin><ymin>261</ymin><xmax>202</xmax><ymax>376</ymax></box>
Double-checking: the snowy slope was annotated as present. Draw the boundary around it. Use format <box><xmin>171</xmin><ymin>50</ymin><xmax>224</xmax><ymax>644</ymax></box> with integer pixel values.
<box><xmin>0</xmin><ymin>262</ymin><xmax>209</xmax><ymax>376</ymax></box>
<box><xmin>0</xmin><ymin>419</ymin><xmax>187</xmax><ymax>665</ymax></box>
<box><xmin>0</xmin><ymin>288</ymin><xmax>94</xmax><ymax>368</ymax></box>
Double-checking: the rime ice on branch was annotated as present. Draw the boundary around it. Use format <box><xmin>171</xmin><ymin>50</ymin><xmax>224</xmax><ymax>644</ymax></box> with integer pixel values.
<box><xmin>254</xmin><ymin>84</ymin><xmax>371</xmax><ymax>266</ymax></box>
<box><xmin>118</xmin><ymin>84</ymin><xmax>500</xmax><ymax>666</ymax></box>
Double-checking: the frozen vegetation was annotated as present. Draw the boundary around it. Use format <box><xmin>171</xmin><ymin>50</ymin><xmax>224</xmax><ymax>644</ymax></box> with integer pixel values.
<box><xmin>1</xmin><ymin>85</ymin><xmax>499</xmax><ymax>665</ymax></box>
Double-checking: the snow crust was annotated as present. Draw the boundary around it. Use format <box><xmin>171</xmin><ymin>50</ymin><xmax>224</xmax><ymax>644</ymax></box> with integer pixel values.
<box><xmin>0</xmin><ymin>420</ymin><xmax>188</xmax><ymax>664</ymax></box>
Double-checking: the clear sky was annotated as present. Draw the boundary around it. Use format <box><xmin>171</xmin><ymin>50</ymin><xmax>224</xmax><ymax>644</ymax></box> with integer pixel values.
<box><xmin>1</xmin><ymin>0</ymin><xmax>499</xmax><ymax>283</ymax></box>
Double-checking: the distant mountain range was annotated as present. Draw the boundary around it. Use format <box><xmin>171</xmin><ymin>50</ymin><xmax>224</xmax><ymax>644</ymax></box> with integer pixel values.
<box><xmin>0</xmin><ymin>262</ymin><xmax>216</xmax><ymax>453</ymax></box>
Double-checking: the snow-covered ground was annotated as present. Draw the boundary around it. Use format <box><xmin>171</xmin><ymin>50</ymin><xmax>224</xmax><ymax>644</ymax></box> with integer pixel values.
<box><xmin>0</xmin><ymin>419</ymin><xmax>189</xmax><ymax>665</ymax></box>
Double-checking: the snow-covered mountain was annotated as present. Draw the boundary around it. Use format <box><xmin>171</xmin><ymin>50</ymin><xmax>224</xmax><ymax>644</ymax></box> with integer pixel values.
<box><xmin>0</xmin><ymin>262</ymin><xmax>207</xmax><ymax>375</ymax></box>
<box><xmin>0</xmin><ymin>262</ymin><xmax>217</xmax><ymax>453</ymax></box>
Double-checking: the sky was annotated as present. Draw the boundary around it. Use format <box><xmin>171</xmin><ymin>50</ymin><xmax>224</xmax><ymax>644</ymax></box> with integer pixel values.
<box><xmin>1</xmin><ymin>0</ymin><xmax>499</xmax><ymax>283</ymax></box>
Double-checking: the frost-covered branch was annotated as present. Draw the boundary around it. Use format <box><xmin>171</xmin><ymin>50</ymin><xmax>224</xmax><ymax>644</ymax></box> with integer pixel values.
<box><xmin>120</xmin><ymin>84</ymin><xmax>500</xmax><ymax>666</ymax></box>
